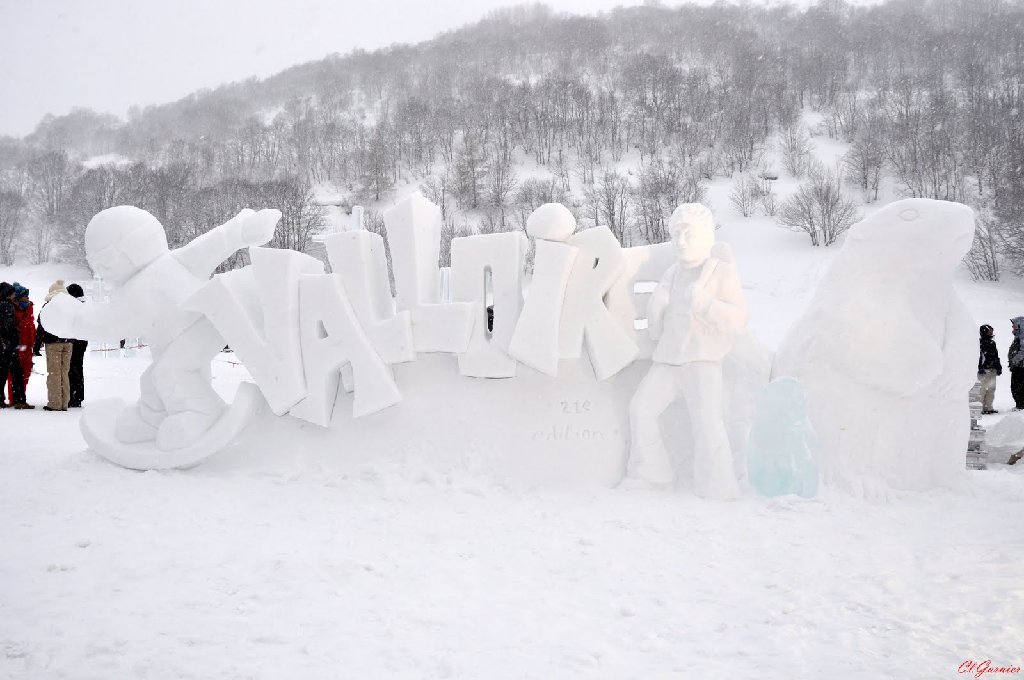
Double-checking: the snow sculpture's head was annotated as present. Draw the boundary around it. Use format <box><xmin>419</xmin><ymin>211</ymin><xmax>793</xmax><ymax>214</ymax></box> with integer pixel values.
<box><xmin>842</xmin><ymin>198</ymin><xmax>973</xmax><ymax>277</ymax></box>
<box><xmin>668</xmin><ymin>203</ymin><xmax>715</xmax><ymax>268</ymax></box>
<box><xmin>85</xmin><ymin>206</ymin><xmax>169</xmax><ymax>286</ymax></box>
<box><xmin>526</xmin><ymin>203</ymin><xmax>576</xmax><ymax>242</ymax></box>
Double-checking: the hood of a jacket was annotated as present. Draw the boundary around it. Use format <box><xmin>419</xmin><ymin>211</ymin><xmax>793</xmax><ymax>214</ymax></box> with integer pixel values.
<box><xmin>1013</xmin><ymin>317</ymin><xmax>1024</xmax><ymax>339</ymax></box>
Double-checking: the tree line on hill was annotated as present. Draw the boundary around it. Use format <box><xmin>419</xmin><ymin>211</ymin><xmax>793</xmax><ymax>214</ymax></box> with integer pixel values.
<box><xmin>0</xmin><ymin>0</ymin><xmax>1022</xmax><ymax>279</ymax></box>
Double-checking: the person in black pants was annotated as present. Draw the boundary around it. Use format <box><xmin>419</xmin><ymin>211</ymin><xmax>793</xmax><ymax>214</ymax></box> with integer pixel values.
<box><xmin>65</xmin><ymin>283</ymin><xmax>88</xmax><ymax>408</ymax></box>
<box><xmin>0</xmin><ymin>282</ymin><xmax>33</xmax><ymax>409</ymax></box>
<box><xmin>1010</xmin><ymin>316</ymin><xmax>1024</xmax><ymax>411</ymax></box>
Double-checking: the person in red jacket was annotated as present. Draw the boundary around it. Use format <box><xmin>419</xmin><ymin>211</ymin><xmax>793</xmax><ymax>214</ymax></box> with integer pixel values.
<box><xmin>7</xmin><ymin>283</ymin><xmax>35</xmax><ymax>403</ymax></box>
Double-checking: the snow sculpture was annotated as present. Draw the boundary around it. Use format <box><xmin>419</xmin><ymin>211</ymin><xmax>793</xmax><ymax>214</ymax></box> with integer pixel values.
<box><xmin>287</xmin><ymin>273</ymin><xmax>402</xmax><ymax>426</ymax></box>
<box><xmin>323</xmin><ymin>230</ymin><xmax>414</xmax><ymax>367</ymax></box>
<box><xmin>185</xmin><ymin>247</ymin><xmax>322</xmax><ymax>415</ymax></box>
<box><xmin>508</xmin><ymin>204</ymin><xmax>578</xmax><ymax>376</ymax></box>
<box><xmin>746</xmin><ymin>378</ymin><xmax>819</xmax><ymax>498</ymax></box>
<box><xmin>559</xmin><ymin>226</ymin><xmax>639</xmax><ymax>380</ymax></box>
<box><xmin>385</xmin><ymin>194</ymin><xmax>474</xmax><ymax>354</ymax></box>
<box><xmin>721</xmin><ymin>331</ymin><xmax>775</xmax><ymax>475</ymax></box>
<box><xmin>40</xmin><ymin>206</ymin><xmax>280</xmax><ymax>457</ymax></box>
<box><xmin>606</xmin><ymin>242</ymin><xmax>677</xmax><ymax>359</ymax></box>
<box><xmin>624</xmin><ymin>204</ymin><xmax>748</xmax><ymax>499</ymax></box>
<box><xmin>450</xmin><ymin>231</ymin><xmax>527</xmax><ymax>378</ymax></box>
<box><xmin>773</xmin><ymin>198</ymin><xmax>976</xmax><ymax>495</ymax></box>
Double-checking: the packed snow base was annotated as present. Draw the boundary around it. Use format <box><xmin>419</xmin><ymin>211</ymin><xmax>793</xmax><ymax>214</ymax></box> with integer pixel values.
<box><xmin>0</xmin><ymin>352</ymin><xmax>1022</xmax><ymax>679</ymax></box>
<box><xmin>41</xmin><ymin>196</ymin><xmax>977</xmax><ymax>499</ymax></box>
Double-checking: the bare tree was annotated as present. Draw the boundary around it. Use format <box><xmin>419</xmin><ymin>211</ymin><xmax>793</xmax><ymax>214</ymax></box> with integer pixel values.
<box><xmin>421</xmin><ymin>167</ymin><xmax>454</xmax><ymax>223</ymax></box>
<box><xmin>585</xmin><ymin>168</ymin><xmax>632</xmax><ymax>245</ymax></box>
<box><xmin>778</xmin><ymin>164</ymin><xmax>859</xmax><ymax>246</ymax></box>
<box><xmin>780</xmin><ymin>124</ymin><xmax>813</xmax><ymax>178</ymax></box>
<box><xmin>759</xmin><ymin>177</ymin><xmax>779</xmax><ymax>217</ymax></box>
<box><xmin>843</xmin><ymin>120</ymin><xmax>884</xmax><ymax>203</ymax></box>
<box><xmin>729</xmin><ymin>174</ymin><xmax>760</xmax><ymax>218</ymax></box>
<box><xmin>964</xmin><ymin>195</ymin><xmax>1000</xmax><ymax>282</ymax></box>
<box><xmin>0</xmin><ymin>182</ymin><xmax>25</xmax><ymax>265</ymax></box>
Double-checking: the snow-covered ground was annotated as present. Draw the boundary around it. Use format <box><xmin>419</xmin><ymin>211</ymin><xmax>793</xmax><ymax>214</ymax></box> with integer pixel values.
<box><xmin>3</xmin><ymin>160</ymin><xmax>1024</xmax><ymax>677</ymax></box>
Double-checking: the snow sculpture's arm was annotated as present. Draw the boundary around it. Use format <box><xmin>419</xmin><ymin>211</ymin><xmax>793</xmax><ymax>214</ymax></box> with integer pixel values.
<box><xmin>692</xmin><ymin>259</ymin><xmax>747</xmax><ymax>337</ymax></box>
<box><xmin>39</xmin><ymin>292</ymin><xmax>138</xmax><ymax>342</ymax></box>
<box><xmin>646</xmin><ymin>266</ymin><xmax>674</xmax><ymax>341</ymax></box>
<box><xmin>172</xmin><ymin>209</ymin><xmax>280</xmax><ymax>279</ymax></box>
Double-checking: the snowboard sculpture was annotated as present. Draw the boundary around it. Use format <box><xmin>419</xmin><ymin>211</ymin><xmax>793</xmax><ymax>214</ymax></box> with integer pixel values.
<box><xmin>40</xmin><ymin>206</ymin><xmax>280</xmax><ymax>469</ymax></box>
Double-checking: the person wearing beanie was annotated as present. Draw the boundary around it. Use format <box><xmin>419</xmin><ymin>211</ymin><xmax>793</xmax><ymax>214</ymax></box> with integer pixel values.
<box><xmin>65</xmin><ymin>283</ymin><xmax>88</xmax><ymax>408</ymax></box>
<box><xmin>978</xmin><ymin>324</ymin><xmax>1002</xmax><ymax>414</ymax></box>
<box><xmin>6</xmin><ymin>283</ymin><xmax>36</xmax><ymax>405</ymax></box>
<box><xmin>0</xmin><ymin>282</ymin><xmax>33</xmax><ymax>409</ymax></box>
<box><xmin>37</xmin><ymin>280</ymin><xmax>73</xmax><ymax>411</ymax></box>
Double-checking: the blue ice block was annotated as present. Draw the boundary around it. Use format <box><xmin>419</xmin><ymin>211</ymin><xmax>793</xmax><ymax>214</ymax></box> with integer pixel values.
<box><xmin>746</xmin><ymin>377</ymin><xmax>819</xmax><ymax>498</ymax></box>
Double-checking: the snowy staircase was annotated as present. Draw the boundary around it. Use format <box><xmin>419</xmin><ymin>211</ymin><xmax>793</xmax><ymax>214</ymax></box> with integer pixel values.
<box><xmin>967</xmin><ymin>382</ymin><xmax>988</xmax><ymax>470</ymax></box>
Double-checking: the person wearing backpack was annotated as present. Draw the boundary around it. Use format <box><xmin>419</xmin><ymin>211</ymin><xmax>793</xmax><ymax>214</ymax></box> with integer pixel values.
<box><xmin>36</xmin><ymin>280</ymin><xmax>74</xmax><ymax>411</ymax></box>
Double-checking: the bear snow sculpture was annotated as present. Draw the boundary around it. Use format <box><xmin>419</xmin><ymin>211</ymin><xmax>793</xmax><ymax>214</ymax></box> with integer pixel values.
<box><xmin>773</xmin><ymin>198</ymin><xmax>976</xmax><ymax>497</ymax></box>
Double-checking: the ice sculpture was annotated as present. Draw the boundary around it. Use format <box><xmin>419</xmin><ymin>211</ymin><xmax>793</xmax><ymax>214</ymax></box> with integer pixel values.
<box><xmin>746</xmin><ymin>377</ymin><xmax>818</xmax><ymax>498</ymax></box>
<box><xmin>40</xmin><ymin>206</ymin><xmax>279</xmax><ymax>460</ymax></box>
<box><xmin>773</xmin><ymin>198</ymin><xmax>976</xmax><ymax>495</ymax></box>
<box><xmin>624</xmin><ymin>204</ymin><xmax>748</xmax><ymax>499</ymax></box>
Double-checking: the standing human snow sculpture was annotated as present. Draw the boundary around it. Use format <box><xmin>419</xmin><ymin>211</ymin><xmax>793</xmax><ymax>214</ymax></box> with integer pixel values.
<box><xmin>746</xmin><ymin>377</ymin><xmax>818</xmax><ymax>498</ymax></box>
<box><xmin>773</xmin><ymin>198</ymin><xmax>976</xmax><ymax>496</ymax></box>
<box><xmin>624</xmin><ymin>203</ymin><xmax>748</xmax><ymax>499</ymax></box>
<box><xmin>40</xmin><ymin>205</ymin><xmax>280</xmax><ymax>460</ymax></box>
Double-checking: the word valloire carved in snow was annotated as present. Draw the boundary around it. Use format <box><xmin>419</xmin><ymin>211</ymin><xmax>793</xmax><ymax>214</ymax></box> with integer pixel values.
<box><xmin>190</xmin><ymin>196</ymin><xmax>655</xmax><ymax>427</ymax></box>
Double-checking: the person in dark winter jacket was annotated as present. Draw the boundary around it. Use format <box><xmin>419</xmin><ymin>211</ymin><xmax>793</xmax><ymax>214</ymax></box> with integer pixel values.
<box><xmin>978</xmin><ymin>324</ymin><xmax>1003</xmax><ymax>414</ymax></box>
<box><xmin>36</xmin><ymin>280</ymin><xmax>73</xmax><ymax>411</ymax></box>
<box><xmin>0</xmin><ymin>282</ymin><xmax>34</xmax><ymax>409</ymax></box>
<box><xmin>65</xmin><ymin>283</ymin><xmax>88</xmax><ymax>408</ymax></box>
<box><xmin>1010</xmin><ymin>317</ymin><xmax>1024</xmax><ymax>411</ymax></box>
<box><xmin>6</xmin><ymin>283</ymin><xmax>35</xmax><ymax>404</ymax></box>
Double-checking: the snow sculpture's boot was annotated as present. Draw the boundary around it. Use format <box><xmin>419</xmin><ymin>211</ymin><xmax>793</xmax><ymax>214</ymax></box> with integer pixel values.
<box><xmin>115</xmin><ymin>402</ymin><xmax>163</xmax><ymax>443</ymax></box>
<box><xmin>624</xmin><ymin>439</ymin><xmax>675</xmax><ymax>487</ymax></box>
<box><xmin>156</xmin><ymin>406</ymin><xmax>226</xmax><ymax>451</ymax></box>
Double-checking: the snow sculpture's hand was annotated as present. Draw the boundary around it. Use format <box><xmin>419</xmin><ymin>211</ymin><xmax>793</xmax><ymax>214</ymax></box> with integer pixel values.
<box><xmin>241</xmin><ymin>209</ymin><xmax>281</xmax><ymax>247</ymax></box>
<box><xmin>38</xmin><ymin>293</ymin><xmax>81</xmax><ymax>339</ymax></box>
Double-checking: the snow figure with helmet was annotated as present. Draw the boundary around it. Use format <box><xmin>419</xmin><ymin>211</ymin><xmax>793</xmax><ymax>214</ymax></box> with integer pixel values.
<box><xmin>623</xmin><ymin>203</ymin><xmax>748</xmax><ymax>499</ymax></box>
<box><xmin>40</xmin><ymin>206</ymin><xmax>280</xmax><ymax>460</ymax></box>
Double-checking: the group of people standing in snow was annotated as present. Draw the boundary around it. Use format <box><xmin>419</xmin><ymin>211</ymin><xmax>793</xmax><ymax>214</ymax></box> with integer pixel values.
<box><xmin>0</xmin><ymin>280</ymin><xmax>87</xmax><ymax>412</ymax></box>
<box><xmin>978</xmin><ymin>318</ymin><xmax>1024</xmax><ymax>414</ymax></box>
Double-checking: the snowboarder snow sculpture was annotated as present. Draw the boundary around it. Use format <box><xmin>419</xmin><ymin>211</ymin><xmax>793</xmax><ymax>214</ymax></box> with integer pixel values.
<box><xmin>40</xmin><ymin>205</ymin><xmax>280</xmax><ymax>466</ymax></box>
<box><xmin>624</xmin><ymin>203</ymin><xmax>748</xmax><ymax>499</ymax></box>
<box><xmin>746</xmin><ymin>377</ymin><xmax>818</xmax><ymax>498</ymax></box>
<box><xmin>773</xmin><ymin>198</ymin><xmax>976</xmax><ymax>496</ymax></box>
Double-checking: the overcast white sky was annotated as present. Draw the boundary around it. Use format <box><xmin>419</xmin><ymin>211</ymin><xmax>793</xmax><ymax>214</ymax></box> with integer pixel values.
<box><xmin>0</xmin><ymin>0</ymin><xmax>631</xmax><ymax>136</ymax></box>
<box><xmin>0</xmin><ymin>0</ymin><xmax>840</xmax><ymax>138</ymax></box>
